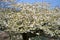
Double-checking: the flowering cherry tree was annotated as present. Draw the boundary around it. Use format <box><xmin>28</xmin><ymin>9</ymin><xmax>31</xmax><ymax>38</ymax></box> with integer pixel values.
<box><xmin>0</xmin><ymin>2</ymin><xmax>60</xmax><ymax>40</ymax></box>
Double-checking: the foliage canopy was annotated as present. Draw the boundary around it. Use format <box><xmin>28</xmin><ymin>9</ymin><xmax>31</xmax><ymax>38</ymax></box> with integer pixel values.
<box><xmin>0</xmin><ymin>3</ymin><xmax>60</xmax><ymax>38</ymax></box>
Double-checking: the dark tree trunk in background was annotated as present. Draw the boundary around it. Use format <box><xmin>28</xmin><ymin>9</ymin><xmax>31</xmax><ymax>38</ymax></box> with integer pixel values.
<box><xmin>22</xmin><ymin>32</ymin><xmax>38</xmax><ymax>40</ymax></box>
<box><xmin>22</xmin><ymin>33</ymin><xmax>29</xmax><ymax>40</ymax></box>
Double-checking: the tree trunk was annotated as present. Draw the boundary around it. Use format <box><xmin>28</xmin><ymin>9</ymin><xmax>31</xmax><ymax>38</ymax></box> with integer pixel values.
<box><xmin>22</xmin><ymin>33</ymin><xmax>29</xmax><ymax>40</ymax></box>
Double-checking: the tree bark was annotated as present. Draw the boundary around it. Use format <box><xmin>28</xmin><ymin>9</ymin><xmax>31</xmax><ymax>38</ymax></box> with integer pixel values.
<box><xmin>22</xmin><ymin>33</ymin><xmax>29</xmax><ymax>40</ymax></box>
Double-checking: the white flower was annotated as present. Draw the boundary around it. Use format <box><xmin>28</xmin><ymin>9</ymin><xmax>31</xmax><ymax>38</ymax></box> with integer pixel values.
<box><xmin>36</xmin><ymin>33</ymin><xmax>39</xmax><ymax>35</ymax></box>
<box><xmin>30</xmin><ymin>24</ymin><xmax>34</xmax><ymax>27</ymax></box>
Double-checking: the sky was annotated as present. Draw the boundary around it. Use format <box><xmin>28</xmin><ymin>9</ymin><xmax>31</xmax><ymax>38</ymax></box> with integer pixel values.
<box><xmin>17</xmin><ymin>0</ymin><xmax>60</xmax><ymax>8</ymax></box>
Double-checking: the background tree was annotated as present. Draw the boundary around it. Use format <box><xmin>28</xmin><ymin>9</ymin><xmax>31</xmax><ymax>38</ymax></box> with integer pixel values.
<box><xmin>0</xmin><ymin>0</ymin><xmax>17</xmax><ymax>12</ymax></box>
